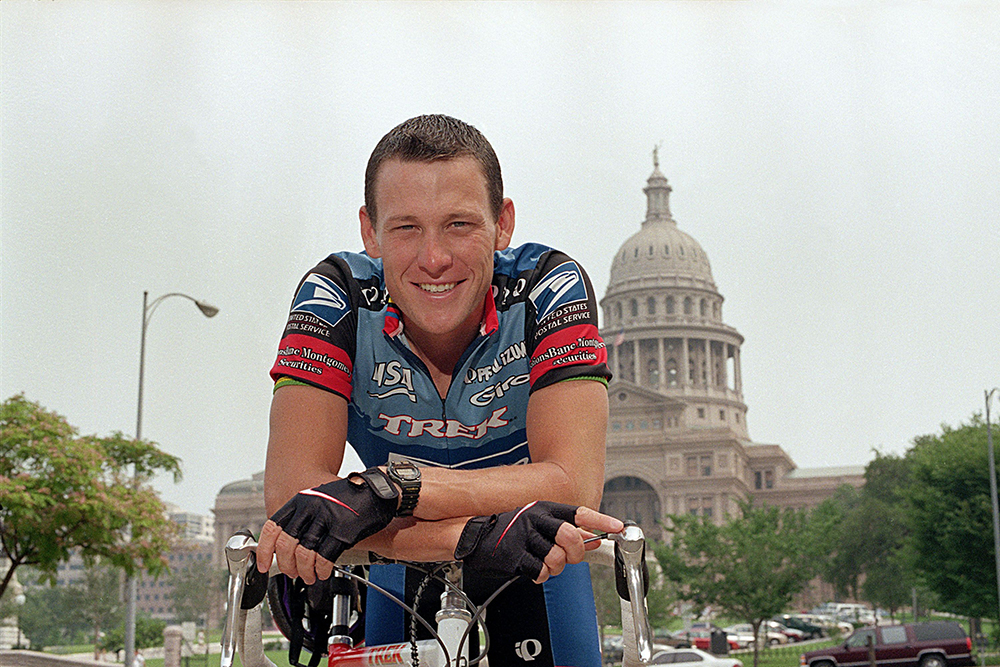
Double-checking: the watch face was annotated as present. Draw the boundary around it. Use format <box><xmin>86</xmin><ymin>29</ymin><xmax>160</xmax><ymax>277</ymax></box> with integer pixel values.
<box><xmin>395</xmin><ymin>466</ymin><xmax>419</xmax><ymax>481</ymax></box>
<box><xmin>391</xmin><ymin>461</ymin><xmax>420</xmax><ymax>481</ymax></box>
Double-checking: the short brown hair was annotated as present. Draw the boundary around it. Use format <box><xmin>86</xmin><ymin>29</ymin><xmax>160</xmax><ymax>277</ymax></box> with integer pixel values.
<box><xmin>364</xmin><ymin>115</ymin><xmax>503</xmax><ymax>225</ymax></box>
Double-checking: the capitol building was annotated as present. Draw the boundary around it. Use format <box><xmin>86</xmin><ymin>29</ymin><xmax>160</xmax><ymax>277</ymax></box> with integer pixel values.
<box><xmin>213</xmin><ymin>156</ymin><xmax>864</xmax><ymax>553</ymax></box>
<box><xmin>597</xmin><ymin>155</ymin><xmax>862</xmax><ymax>540</ymax></box>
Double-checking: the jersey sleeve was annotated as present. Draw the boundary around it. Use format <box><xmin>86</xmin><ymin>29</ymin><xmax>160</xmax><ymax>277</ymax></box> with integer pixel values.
<box><xmin>269</xmin><ymin>256</ymin><xmax>358</xmax><ymax>401</ymax></box>
<box><xmin>525</xmin><ymin>250</ymin><xmax>612</xmax><ymax>392</ymax></box>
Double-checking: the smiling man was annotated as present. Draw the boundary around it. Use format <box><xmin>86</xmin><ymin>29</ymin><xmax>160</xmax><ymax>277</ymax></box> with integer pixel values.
<box><xmin>258</xmin><ymin>115</ymin><xmax>618</xmax><ymax>667</ymax></box>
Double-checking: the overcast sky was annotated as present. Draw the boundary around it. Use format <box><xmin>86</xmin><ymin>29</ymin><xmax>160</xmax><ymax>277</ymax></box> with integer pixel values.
<box><xmin>3</xmin><ymin>2</ymin><xmax>999</xmax><ymax>517</ymax></box>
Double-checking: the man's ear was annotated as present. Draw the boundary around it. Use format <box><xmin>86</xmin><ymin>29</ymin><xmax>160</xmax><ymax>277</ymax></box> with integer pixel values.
<box><xmin>494</xmin><ymin>198</ymin><xmax>515</xmax><ymax>251</ymax></box>
<box><xmin>359</xmin><ymin>206</ymin><xmax>381</xmax><ymax>258</ymax></box>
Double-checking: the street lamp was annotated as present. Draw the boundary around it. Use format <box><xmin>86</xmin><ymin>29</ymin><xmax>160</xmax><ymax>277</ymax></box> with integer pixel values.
<box><xmin>125</xmin><ymin>291</ymin><xmax>218</xmax><ymax>667</ymax></box>
<box><xmin>986</xmin><ymin>388</ymin><xmax>1000</xmax><ymax>630</ymax></box>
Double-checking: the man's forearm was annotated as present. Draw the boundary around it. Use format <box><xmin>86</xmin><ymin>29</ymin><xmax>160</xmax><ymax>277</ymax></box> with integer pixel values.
<box><xmin>413</xmin><ymin>459</ymin><xmax>601</xmax><ymax>522</ymax></box>
<box><xmin>358</xmin><ymin>517</ymin><xmax>469</xmax><ymax>562</ymax></box>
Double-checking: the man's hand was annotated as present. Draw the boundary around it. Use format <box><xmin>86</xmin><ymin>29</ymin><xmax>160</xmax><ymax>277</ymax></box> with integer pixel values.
<box><xmin>256</xmin><ymin>469</ymin><xmax>398</xmax><ymax>583</ymax></box>
<box><xmin>454</xmin><ymin>501</ymin><xmax>624</xmax><ymax>584</ymax></box>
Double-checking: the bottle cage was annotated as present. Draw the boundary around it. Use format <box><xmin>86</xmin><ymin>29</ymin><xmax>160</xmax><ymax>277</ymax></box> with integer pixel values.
<box><xmin>267</xmin><ymin>572</ymin><xmax>366</xmax><ymax>667</ymax></box>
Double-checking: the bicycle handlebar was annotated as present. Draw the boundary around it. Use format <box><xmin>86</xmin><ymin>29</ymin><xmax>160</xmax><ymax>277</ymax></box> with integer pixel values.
<box><xmin>222</xmin><ymin>525</ymin><xmax>653</xmax><ymax>667</ymax></box>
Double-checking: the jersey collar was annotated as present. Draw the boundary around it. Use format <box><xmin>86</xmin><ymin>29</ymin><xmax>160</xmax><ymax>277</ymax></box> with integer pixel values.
<box><xmin>382</xmin><ymin>289</ymin><xmax>499</xmax><ymax>339</ymax></box>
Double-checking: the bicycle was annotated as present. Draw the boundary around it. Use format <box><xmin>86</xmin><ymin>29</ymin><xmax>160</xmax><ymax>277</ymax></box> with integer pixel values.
<box><xmin>221</xmin><ymin>521</ymin><xmax>653</xmax><ymax>667</ymax></box>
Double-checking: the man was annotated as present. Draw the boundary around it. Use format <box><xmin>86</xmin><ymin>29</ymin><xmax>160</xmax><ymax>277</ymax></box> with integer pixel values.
<box><xmin>257</xmin><ymin>115</ymin><xmax>619</xmax><ymax>666</ymax></box>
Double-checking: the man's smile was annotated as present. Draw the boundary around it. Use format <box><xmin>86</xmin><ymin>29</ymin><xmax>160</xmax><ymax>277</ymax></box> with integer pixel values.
<box><xmin>418</xmin><ymin>282</ymin><xmax>458</xmax><ymax>293</ymax></box>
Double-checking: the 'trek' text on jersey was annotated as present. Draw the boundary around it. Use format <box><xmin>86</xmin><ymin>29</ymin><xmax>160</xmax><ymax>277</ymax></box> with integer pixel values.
<box><xmin>270</xmin><ymin>243</ymin><xmax>611</xmax><ymax>471</ymax></box>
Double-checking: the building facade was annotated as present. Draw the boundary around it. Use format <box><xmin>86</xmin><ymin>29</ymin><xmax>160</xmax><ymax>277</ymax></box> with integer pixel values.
<box><xmin>599</xmin><ymin>155</ymin><xmax>863</xmax><ymax>540</ymax></box>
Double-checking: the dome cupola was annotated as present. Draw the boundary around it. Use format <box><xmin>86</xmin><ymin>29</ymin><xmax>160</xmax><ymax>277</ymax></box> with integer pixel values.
<box><xmin>607</xmin><ymin>149</ymin><xmax>716</xmax><ymax>296</ymax></box>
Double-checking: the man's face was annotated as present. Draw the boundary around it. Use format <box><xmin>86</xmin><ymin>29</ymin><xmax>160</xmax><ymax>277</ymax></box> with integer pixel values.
<box><xmin>360</xmin><ymin>157</ymin><xmax>514</xmax><ymax>347</ymax></box>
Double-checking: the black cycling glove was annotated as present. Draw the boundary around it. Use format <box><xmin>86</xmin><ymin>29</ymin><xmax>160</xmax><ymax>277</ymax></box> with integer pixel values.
<box><xmin>270</xmin><ymin>468</ymin><xmax>398</xmax><ymax>563</ymax></box>
<box><xmin>453</xmin><ymin>501</ymin><xmax>579</xmax><ymax>581</ymax></box>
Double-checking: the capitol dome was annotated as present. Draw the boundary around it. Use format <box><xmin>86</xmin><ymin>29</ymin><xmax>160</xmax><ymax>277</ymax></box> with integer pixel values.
<box><xmin>607</xmin><ymin>161</ymin><xmax>717</xmax><ymax>296</ymax></box>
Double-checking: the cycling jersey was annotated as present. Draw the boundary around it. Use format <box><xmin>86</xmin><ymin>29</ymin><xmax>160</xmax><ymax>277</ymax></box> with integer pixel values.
<box><xmin>270</xmin><ymin>242</ymin><xmax>611</xmax><ymax>667</ymax></box>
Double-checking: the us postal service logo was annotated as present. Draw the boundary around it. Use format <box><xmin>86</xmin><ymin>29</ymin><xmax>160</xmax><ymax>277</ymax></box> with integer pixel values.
<box><xmin>528</xmin><ymin>261</ymin><xmax>587</xmax><ymax>322</ymax></box>
<box><xmin>291</xmin><ymin>274</ymin><xmax>350</xmax><ymax>328</ymax></box>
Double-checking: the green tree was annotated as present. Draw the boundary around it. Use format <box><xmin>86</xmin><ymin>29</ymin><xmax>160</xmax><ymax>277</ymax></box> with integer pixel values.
<box><xmin>100</xmin><ymin>613</ymin><xmax>167</xmax><ymax>652</ymax></box>
<box><xmin>169</xmin><ymin>555</ymin><xmax>226</xmax><ymax>626</ymax></box>
<box><xmin>904</xmin><ymin>414</ymin><xmax>999</xmax><ymax>620</ymax></box>
<box><xmin>655</xmin><ymin>501</ymin><xmax>815</xmax><ymax>667</ymax></box>
<box><xmin>8</xmin><ymin>583</ymin><xmax>91</xmax><ymax>649</ymax></box>
<box><xmin>810</xmin><ymin>485</ymin><xmax>864</xmax><ymax>600</ymax></box>
<box><xmin>0</xmin><ymin>394</ymin><xmax>182</xmax><ymax>599</ymax></box>
<box><xmin>66</xmin><ymin>560</ymin><xmax>124</xmax><ymax>658</ymax></box>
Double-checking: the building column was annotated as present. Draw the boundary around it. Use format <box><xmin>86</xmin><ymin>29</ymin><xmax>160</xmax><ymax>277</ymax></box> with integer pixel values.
<box><xmin>657</xmin><ymin>337</ymin><xmax>666</xmax><ymax>391</ymax></box>
<box><xmin>612</xmin><ymin>340</ymin><xmax>620</xmax><ymax>380</ymax></box>
<box><xmin>734</xmin><ymin>345</ymin><xmax>742</xmax><ymax>394</ymax></box>
<box><xmin>633</xmin><ymin>339</ymin><xmax>641</xmax><ymax>385</ymax></box>
<box><xmin>682</xmin><ymin>337</ymin><xmax>690</xmax><ymax>387</ymax></box>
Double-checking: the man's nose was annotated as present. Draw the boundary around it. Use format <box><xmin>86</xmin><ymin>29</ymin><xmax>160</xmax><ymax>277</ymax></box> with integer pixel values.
<box><xmin>417</xmin><ymin>230</ymin><xmax>452</xmax><ymax>274</ymax></box>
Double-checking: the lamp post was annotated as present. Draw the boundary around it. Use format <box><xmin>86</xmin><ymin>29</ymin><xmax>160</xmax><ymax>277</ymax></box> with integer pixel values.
<box><xmin>125</xmin><ymin>291</ymin><xmax>218</xmax><ymax>667</ymax></box>
<box><xmin>986</xmin><ymin>388</ymin><xmax>1000</xmax><ymax>629</ymax></box>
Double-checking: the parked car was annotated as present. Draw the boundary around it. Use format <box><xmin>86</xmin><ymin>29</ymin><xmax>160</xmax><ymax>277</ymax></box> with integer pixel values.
<box><xmin>774</xmin><ymin>615</ymin><xmax>824</xmax><ymax>640</ymax></box>
<box><xmin>652</xmin><ymin>646</ymin><xmax>745</xmax><ymax>667</ymax></box>
<box><xmin>655</xmin><ymin>629</ymin><xmax>693</xmax><ymax>649</ymax></box>
<box><xmin>800</xmin><ymin>621</ymin><xmax>975</xmax><ymax>667</ymax></box>
<box><xmin>673</xmin><ymin>629</ymin><xmax>741</xmax><ymax>652</ymax></box>
<box><xmin>721</xmin><ymin>625</ymin><xmax>756</xmax><ymax>649</ymax></box>
<box><xmin>602</xmin><ymin>634</ymin><xmax>624</xmax><ymax>664</ymax></box>
<box><xmin>767</xmin><ymin>620</ymin><xmax>805</xmax><ymax>642</ymax></box>
<box><xmin>725</xmin><ymin>623</ymin><xmax>787</xmax><ymax>646</ymax></box>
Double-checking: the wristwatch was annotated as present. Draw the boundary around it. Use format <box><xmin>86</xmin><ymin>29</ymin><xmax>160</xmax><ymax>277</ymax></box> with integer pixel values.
<box><xmin>385</xmin><ymin>459</ymin><xmax>421</xmax><ymax>516</ymax></box>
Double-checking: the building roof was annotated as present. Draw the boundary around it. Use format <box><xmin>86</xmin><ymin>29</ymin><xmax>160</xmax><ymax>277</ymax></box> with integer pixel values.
<box><xmin>607</xmin><ymin>160</ymin><xmax>717</xmax><ymax>293</ymax></box>
<box><xmin>785</xmin><ymin>465</ymin><xmax>866</xmax><ymax>479</ymax></box>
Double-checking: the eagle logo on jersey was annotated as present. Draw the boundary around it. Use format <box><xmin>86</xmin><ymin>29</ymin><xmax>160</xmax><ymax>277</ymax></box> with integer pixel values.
<box><xmin>527</xmin><ymin>261</ymin><xmax>588</xmax><ymax>322</ymax></box>
<box><xmin>291</xmin><ymin>274</ymin><xmax>350</xmax><ymax>329</ymax></box>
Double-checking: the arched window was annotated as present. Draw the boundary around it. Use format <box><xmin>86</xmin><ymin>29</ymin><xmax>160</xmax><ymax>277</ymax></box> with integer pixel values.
<box><xmin>684</xmin><ymin>297</ymin><xmax>693</xmax><ymax>315</ymax></box>
<box><xmin>649</xmin><ymin>245</ymin><xmax>654</xmax><ymax>256</ymax></box>
<box><xmin>615</xmin><ymin>302</ymin><xmax>622</xmax><ymax>320</ymax></box>
<box><xmin>666</xmin><ymin>296</ymin><xmax>675</xmax><ymax>314</ymax></box>
<box><xmin>648</xmin><ymin>359</ymin><xmax>659</xmax><ymax>387</ymax></box>
<box><xmin>630</xmin><ymin>299</ymin><xmax>638</xmax><ymax>317</ymax></box>
<box><xmin>666</xmin><ymin>358</ymin><xmax>679</xmax><ymax>386</ymax></box>
<box><xmin>713</xmin><ymin>302</ymin><xmax>720</xmax><ymax>319</ymax></box>
<box><xmin>647</xmin><ymin>297</ymin><xmax>656</xmax><ymax>315</ymax></box>
<box><xmin>700</xmin><ymin>299</ymin><xmax>707</xmax><ymax>317</ymax></box>
<box><xmin>664</xmin><ymin>245</ymin><xmax>670</xmax><ymax>256</ymax></box>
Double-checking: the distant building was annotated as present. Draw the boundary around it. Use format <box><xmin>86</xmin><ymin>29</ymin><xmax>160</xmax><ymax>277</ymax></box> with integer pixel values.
<box><xmin>165</xmin><ymin>503</ymin><xmax>215</xmax><ymax>545</ymax></box>
<box><xmin>599</xmin><ymin>156</ymin><xmax>864</xmax><ymax>540</ymax></box>
<box><xmin>212</xmin><ymin>471</ymin><xmax>266</xmax><ymax>567</ymax></box>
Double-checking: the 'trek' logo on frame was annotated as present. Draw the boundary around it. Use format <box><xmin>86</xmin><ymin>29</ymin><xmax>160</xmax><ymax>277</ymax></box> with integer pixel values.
<box><xmin>378</xmin><ymin>407</ymin><xmax>509</xmax><ymax>439</ymax></box>
<box><xmin>290</xmin><ymin>274</ymin><xmax>350</xmax><ymax>329</ymax></box>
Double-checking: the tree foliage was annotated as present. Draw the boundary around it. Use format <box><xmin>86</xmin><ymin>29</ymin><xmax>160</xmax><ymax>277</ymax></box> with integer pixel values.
<box><xmin>99</xmin><ymin>613</ymin><xmax>167</xmax><ymax>652</ymax></box>
<box><xmin>169</xmin><ymin>555</ymin><xmax>227</xmax><ymax>626</ymax></box>
<box><xmin>904</xmin><ymin>414</ymin><xmax>999</xmax><ymax>620</ymax></box>
<box><xmin>810</xmin><ymin>453</ymin><xmax>916</xmax><ymax>617</ymax></box>
<box><xmin>67</xmin><ymin>560</ymin><xmax>125</xmax><ymax>658</ymax></box>
<box><xmin>0</xmin><ymin>394</ymin><xmax>182</xmax><ymax>599</ymax></box>
<box><xmin>655</xmin><ymin>501</ymin><xmax>815</xmax><ymax>667</ymax></box>
<box><xmin>591</xmin><ymin>560</ymin><xmax>674</xmax><ymax>632</ymax></box>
